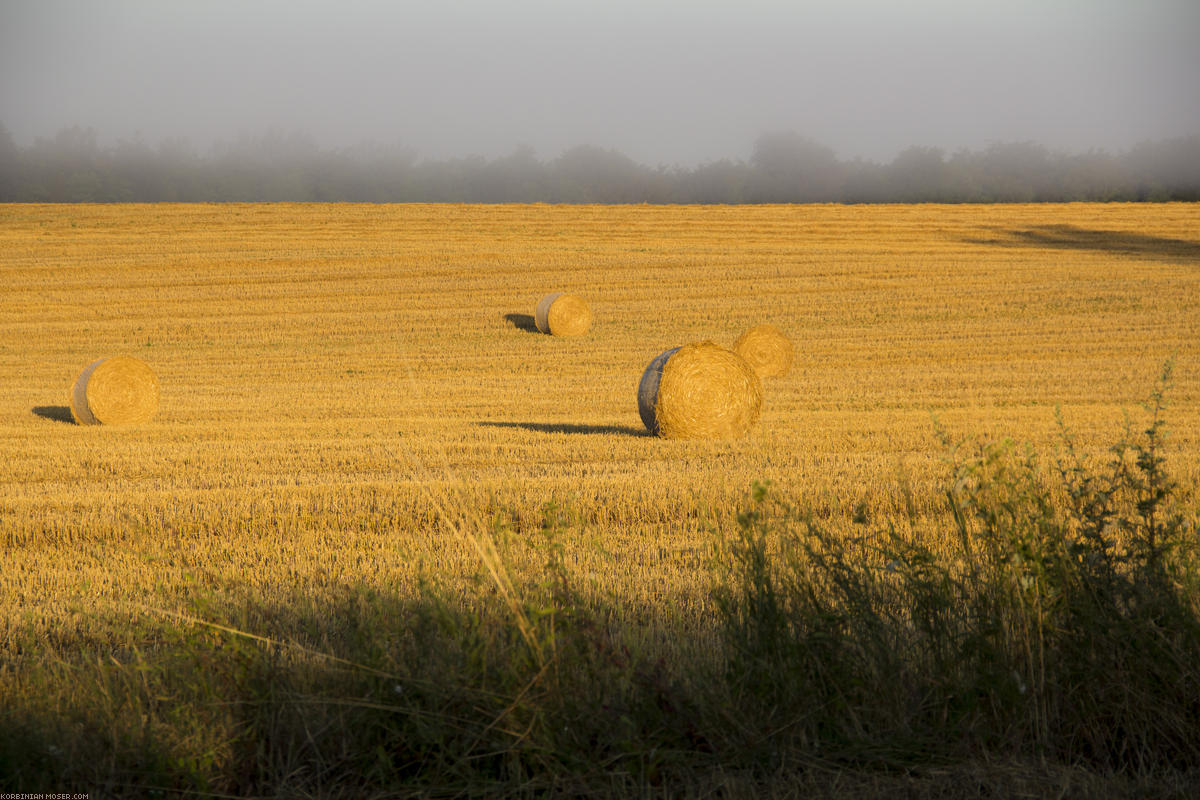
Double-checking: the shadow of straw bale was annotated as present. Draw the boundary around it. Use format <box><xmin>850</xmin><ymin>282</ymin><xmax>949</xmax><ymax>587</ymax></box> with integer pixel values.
<box><xmin>478</xmin><ymin>420</ymin><xmax>649</xmax><ymax>437</ymax></box>
<box><xmin>964</xmin><ymin>224</ymin><xmax>1200</xmax><ymax>266</ymax></box>
<box><xmin>32</xmin><ymin>405</ymin><xmax>75</xmax><ymax>424</ymax></box>
<box><xmin>503</xmin><ymin>313</ymin><xmax>540</xmax><ymax>333</ymax></box>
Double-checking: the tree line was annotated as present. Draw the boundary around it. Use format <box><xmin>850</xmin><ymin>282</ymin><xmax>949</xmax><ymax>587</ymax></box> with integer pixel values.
<box><xmin>1</xmin><ymin>124</ymin><xmax>1198</xmax><ymax>203</ymax></box>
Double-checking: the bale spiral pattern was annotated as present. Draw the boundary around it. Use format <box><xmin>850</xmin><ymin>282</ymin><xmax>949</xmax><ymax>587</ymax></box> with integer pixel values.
<box><xmin>732</xmin><ymin>324</ymin><xmax>793</xmax><ymax>378</ymax></box>
<box><xmin>637</xmin><ymin>341</ymin><xmax>762</xmax><ymax>439</ymax></box>
<box><xmin>69</xmin><ymin>356</ymin><xmax>160</xmax><ymax>425</ymax></box>
<box><xmin>535</xmin><ymin>292</ymin><xmax>592</xmax><ymax>336</ymax></box>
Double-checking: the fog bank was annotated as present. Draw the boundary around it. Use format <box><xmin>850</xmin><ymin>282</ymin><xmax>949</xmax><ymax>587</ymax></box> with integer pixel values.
<box><xmin>2</xmin><ymin>126</ymin><xmax>1197</xmax><ymax>203</ymax></box>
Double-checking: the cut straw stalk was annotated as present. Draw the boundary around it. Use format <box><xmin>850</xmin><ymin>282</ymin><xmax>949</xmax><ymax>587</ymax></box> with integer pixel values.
<box><xmin>534</xmin><ymin>292</ymin><xmax>592</xmax><ymax>336</ymax></box>
<box><xmin>69</xmin><ymin>355</ymin><xmax>160</xmax><ymax>425</ymax></box>
<box><xmin>637</xmin><ymin>341</ymin><xmax>762</xmax><ymax>439</ymax></box>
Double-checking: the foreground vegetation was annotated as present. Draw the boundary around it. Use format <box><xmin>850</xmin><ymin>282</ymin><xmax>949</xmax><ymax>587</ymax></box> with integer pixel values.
<box><xmin>2</xmin><ymin>203</ymin><xmax>1198</xmax><ymax>794</ymax></box>
<box><xmin>3</xmin><ymin>377</ymin><xmax>1199</xmax><ymax>796</ymax></box>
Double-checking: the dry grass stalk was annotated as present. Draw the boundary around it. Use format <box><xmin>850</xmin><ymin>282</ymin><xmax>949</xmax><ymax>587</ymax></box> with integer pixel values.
<box><xmin>535</xmin><ymin>292</ymin><xmax>592</xmax><ymax>336</ymax></box>
<box><xmin>638</xmin><ymin>341</ymin><xmax>763</xmax><ymax>439</ymax></box>
<box><xmin>69</xmin><ymin>355</ymin><xmax>160</xmax><ymax>425</ymax></box>
<box><xmin>733</xmin><ymin>323</ymin><xmax>793</xmax><ymax>378</ymax></box>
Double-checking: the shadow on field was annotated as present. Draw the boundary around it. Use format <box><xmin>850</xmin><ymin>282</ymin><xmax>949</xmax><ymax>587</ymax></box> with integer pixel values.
<box><xmin>31</xmin><ymin>405</ymin><xmax>74</xmax><ymax>424</ymax></box>
<box><xmin>503</xmin><ymin>313</ymin><xmax>540</xmax><ymax>333</ymax></box>
<box><xmin>8</xmin><ymin>399</ymin><xmax>1200</xmax><ymax>797</ymax></box>
<box><xmin>964</xmin><ymin>224</ymin><xmax>1200</xmax><ymax>266</ymax></box>
<box><xmin>478</xmin><ymin>420</ymin><xmax>648</xmax><ymax>437</ymax></box>
<box><xmin>11</xmin><ymin>541</ymin><xmax>1199</xmax><ymax>798</ymax></box>
<box><xmin>0</xmin><ymin>584</ymin><xmax>710</xmax><ymax>796</ymax></box>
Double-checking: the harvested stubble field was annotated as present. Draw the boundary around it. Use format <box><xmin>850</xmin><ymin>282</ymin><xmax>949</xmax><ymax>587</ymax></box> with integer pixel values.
<box><xmin>3</xmin><ymin>202</ymin><xmax>1200</xmax><ymax>619</ymax></box>
<box><xmin>2</xmin><ymin>202</ymin><xmax>1200</xmax><ymax>792</ymax></box>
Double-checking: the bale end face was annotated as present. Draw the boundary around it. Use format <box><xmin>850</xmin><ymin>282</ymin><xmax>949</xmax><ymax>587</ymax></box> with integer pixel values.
<box><xmin>535</xmin><ymin>293</ymin><xmax>592</xmax><ymax>336</ymax></box>
<box><xmin>69</xmin><ymin>355</ymin><xmax>160</xmax><ymax>426</ymax></box>
<box><xmin>733</xmin><ymin>324</ymin><xmax>794</xmax><ymax>378</ymax></box>
<box><xmin>638</xmin><ymin>341</ymin><xmax>763</xmax><ymax>439</ymax></box>
<box><xmin>637</xmin><ymin>346</ymin><xmax>681</xmax><ymax>434</ymax></box>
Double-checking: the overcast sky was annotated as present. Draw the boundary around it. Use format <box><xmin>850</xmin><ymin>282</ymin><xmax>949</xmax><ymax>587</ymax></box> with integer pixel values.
<box><xmin>2</xmin><ymin>0</ymin><xmax>1198</xmax><ymax>165</ymax></box>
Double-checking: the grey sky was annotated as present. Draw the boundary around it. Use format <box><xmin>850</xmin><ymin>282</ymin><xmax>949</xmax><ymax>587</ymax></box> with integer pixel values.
<box><xmin>2</xmin><ymin>0</ymin><xmax>1198</xmax><ymax>165</ymax></box>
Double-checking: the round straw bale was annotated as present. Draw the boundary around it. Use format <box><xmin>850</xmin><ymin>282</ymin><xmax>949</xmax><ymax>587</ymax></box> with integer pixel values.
<box><xmin>733</xmin><ymin>323</ymin><xmax>794</xmax><ymax>378</ymax></box>
<box><xmin>637</xmin><ymin>341</ymin><xmax>763</xmax><ymax>439</ymax></box>
<box><xmin>534</xmin><ymin>292</ymin><xmax>593</xmax><ymax>336</ymax></box>
<box><xmin>69</xmin><ymin>356</ymin><xmax>160</xmax><ymax>426</ymax></box>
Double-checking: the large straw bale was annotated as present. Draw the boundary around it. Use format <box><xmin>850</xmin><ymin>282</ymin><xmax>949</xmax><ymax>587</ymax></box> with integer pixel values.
<box><xmin>534</xmin><ymin>292</ymin><xmax>593</xmax><ymax>336</ymax></box>
<box><xmin>637</xmin><ymin>341</ymin><xmax>763</xmax><ymax>439</ymax></box>
<box><xmin>733</xmin><ymin>323</ymin><xmax>793</xmax><ymax>378</ymax></box>
<box><xmin>69</xmin><ymin>355</ymin><xmax>160</xmax><ymax>425</ymax></box>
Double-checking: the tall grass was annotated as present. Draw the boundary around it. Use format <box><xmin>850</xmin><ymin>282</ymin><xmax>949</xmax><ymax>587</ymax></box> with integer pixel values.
<box><xmin>714</xmin><ymin>363</ymin><xmax>1200</xmax><ymax>774</ymax></box>
<box><xmin>3</xmin><ymin>372</ymin><xmax>1199</xmax><ymax>796</ymax></box>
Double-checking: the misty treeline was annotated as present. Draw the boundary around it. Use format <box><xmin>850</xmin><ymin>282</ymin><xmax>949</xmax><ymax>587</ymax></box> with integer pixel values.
<box><xmin>1</xmin><ymin>124</ymin><xmax>1198</xmax><ymax>203</ymax></box>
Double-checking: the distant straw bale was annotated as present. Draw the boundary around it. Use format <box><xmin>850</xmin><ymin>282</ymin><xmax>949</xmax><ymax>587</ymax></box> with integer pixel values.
<box><xmin>534</xmin><ymin>292</ymin><xmax>593</xmax><ymax>336</ymax></box>
<box><xmin>69</xmin><ymin>356</ymin><xmax>160</xmax><ymax>425</ymax></box>
<box><xmin>733</xmin><ymin>323</ymin><xmax>793</xmax><ymax>378</ymax></box>
<box><xmin>637</xmin><ymin>341</ymin><xmax>762</xmax><ymax>439</ymax></box>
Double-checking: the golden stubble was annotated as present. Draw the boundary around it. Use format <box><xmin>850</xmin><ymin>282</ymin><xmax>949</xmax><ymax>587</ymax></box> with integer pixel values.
<box><xmin>1</xmin><ymin>202</ymin><xmax>1198</xmax><ymax>646</ymax></box>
